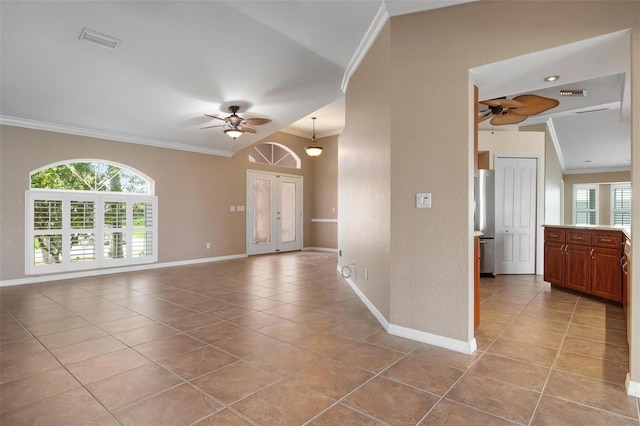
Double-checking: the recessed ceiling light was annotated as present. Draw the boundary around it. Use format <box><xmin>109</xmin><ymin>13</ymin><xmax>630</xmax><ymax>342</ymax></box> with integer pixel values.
<box><xmin>544</xmin><ymin>75</ymin><xmax>560</xmax><ymax>82</ymax></box>
<box><xmin>585</xmin><ymin>160</ymin><xmax>592</xmax><ymax>163</ymax></box>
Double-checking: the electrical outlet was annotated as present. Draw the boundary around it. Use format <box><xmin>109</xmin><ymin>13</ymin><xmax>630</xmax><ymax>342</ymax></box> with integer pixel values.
<box><xmin>237</xmin><ymin>205</ymin><xmax>245</xmax><ymax>212</ymax></box>
<box><xmin>206</xmin><ymin>243</ymin><xmax>210</xmax><ymax>249</ymax></box>
<box><xmin>230</xmin><ymin>206</ymin><xmax>236</xmax><ymax>212</ymax></box>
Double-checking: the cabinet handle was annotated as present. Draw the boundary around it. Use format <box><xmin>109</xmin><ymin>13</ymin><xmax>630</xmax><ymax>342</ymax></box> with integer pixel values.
<box><xmin>600</xmin><ymin>238</ymin><xmax>611</xmax><ymax>242</ymax></box>
<box><xmin>574</xmin><ymin>236</ymin><xmax>583</xmax><ymax>240</ymax></box>
<box><xmin>550</xmin><ymin>233</ymin><xmax>558</xmax><ymax>238</ymax></box>
<box><xmin>590</xmin><ymin>248</ymin><xmax>595</xmax><ymax>259</ymax></box>
<box><xmin>562</xmin><ymin>244</ymin><xmax>567</xmax><ymax>254</ymax></box>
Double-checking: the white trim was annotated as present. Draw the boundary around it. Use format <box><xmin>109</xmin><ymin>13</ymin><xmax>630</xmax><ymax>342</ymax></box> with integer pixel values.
<box><xmin>337</xmin><ymin>265</ymin><xmax>476</xmax><ymax>355</ymax></box>
<box><xmin>339</xmin><ymin>266</ymin><xmax>390</xmax><ymax>330</ymax></box>
<box><xmin>388</xmin><ymin>323</ymin><xmax>477</xmax><ymax>355</ymax></box>
<box><xmin>0</xmin><ymin>116</ymin><xmax>232</xmax><ymax>157</ymax></box>
<box><xmin>311</xmin><ymin>218</ymin><xmax>338</xmax><ymax>223</ymax></box>
<box><xmin>341</xmin><ymin>3</ymin><xmax>389</xmax><ymax>93</ymax></box>
<box><xmin>547</xmin><ymin>118</ymin><xmax>566</xmax><ymax>173</ymax></box>
<box><xmin>626</xmin><ymin>373</ymin><xmax>640</xmax><ymax>397</ymax></box>
<box><xmin>564</xmin><ymin>166</ymin><xmax>631</xmax><ymax>175</ymax></box>
<box><xmin>1</xmin><ymin>253</ymin><xmax>248</xmax><ymax>287</ymax></box>
<box><xmin>302</xmin><ymin>247</ymin><xmax>338</xmax><ymax>253</ymax></box>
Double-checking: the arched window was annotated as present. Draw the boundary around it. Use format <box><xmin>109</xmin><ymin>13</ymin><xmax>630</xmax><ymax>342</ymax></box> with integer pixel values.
<box><xmin>26</xmin><ymin>160</ymin><xmax>157</xmax><ymax>275</ymax></box>
<box><xmin>248</xmin><ymin>142</ymin><xmax>301</xmax><ymax>169</ymax></box>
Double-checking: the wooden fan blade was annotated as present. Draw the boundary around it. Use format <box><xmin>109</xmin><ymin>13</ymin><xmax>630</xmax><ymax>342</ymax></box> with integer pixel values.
<box><xmin>242</xmin><ymin>125</ymin><xmax>258</xmax><ymax>134</ymax></box>
<box><xmin>204</xmin><ymin>114</ymin><xmax>227</xmax><ymax>121</ymax></box>
<box><xmin>490</xmin><ymin>110</ymin><xmax>528</xmax><ymax>125</ymax></box>
<box><xmin>511</xmin><ymin>94</ymin><xmax>559</xmax><ymax>116</ymax></box>
<box><xmin>479</xmin><ymin>98</ymin><xmax>526</xmax><ymax>109</ymax></box>
<box><xmin>244</xmin><ymin>118</ymin><xmax>271</xmax><ymax>126</ymax></box>
<box><xmin>200</xmin><ymin>124</ymin><xmax>226</xmax><ymax>129</ymax></box>
<box><xmin>478</xmin><ymin>111</ymin><xmax>493</xmax><ymax>123</ymax></box>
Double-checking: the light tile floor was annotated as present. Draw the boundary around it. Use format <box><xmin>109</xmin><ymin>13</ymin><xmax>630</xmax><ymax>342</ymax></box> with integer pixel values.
<box><xmin>1</xmin><ymin>252</ymin><xmax>638</xmax><ymax>425</ymax></box>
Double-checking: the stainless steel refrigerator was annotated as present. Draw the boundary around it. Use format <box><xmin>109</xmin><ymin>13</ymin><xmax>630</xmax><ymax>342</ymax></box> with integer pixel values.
<box><xmin>474</xmin><ymin>169</ymin><xmax>495</xmax><ymax>276</ymax></box>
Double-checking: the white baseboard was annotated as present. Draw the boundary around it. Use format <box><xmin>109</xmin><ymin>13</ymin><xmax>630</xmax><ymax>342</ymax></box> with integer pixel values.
<box><xmin>337</xmin><ymin>265</ymin><xmax>476</xmax><ymax>355</ymax></box>
<box><xmin>302</xmin><ymin>247</ymin><xmax>339</xmax><ymax>253</ymax></box>
<box><xmin>0</xmin><ymin>253</ymin><xmax>248</xmax><ymax>287</ymax></box>
<box><xmin>626</xmin><ymin>373</ymin><xmax>640</xmax><ymax>397</ymax></box>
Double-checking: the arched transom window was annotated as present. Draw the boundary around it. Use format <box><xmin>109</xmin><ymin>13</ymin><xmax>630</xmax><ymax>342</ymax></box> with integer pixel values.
<box><xmin>249</xmin><ymin>142</ymin><xmax>301</xmax><ymax>169</ymax></box>
<box><xmin>27</xmin><ymin>160</ymin><xmax>157</xmax><ymax>275</ymax></box>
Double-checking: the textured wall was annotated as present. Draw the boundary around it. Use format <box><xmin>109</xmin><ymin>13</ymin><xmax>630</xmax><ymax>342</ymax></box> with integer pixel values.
<box><xmin>310</xmin><ymin>134</ymin><xmax>338</xmax><ymax>250</ymax></box>
<box><xmin>342</xmin><ymin>1</ymin><xmax>639</xmax><ymax>348</ymax></box>
<box><xmin>339</xmin><ymin>22</ymin><xmax>392</xmax><ymax>319</ymax></box>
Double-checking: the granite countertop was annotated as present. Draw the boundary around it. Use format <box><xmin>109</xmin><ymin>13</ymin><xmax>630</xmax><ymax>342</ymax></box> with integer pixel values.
<box><xmin>542</xmin><ymin>224</ymin><xmax>630</xmax><ymax>239</ymax></box>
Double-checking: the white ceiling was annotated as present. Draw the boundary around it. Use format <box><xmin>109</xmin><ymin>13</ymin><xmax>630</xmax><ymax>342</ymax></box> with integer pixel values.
<box><xmin>1</xmin><ymin>1</ymin><xmax>631</xmax><ymax>172</ymax></box>
<box><xmin>0</xmin><ymin>0</ymin><xmax>474</xmax><ymax>156</ymax></box>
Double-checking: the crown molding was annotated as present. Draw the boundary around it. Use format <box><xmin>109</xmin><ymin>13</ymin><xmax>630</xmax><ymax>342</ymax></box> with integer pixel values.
<box><xmin>0</xmin><ymin>116</ymin><xmax>232</xmax><ymax>157</ymax></box>
<box><xmin>341</xmin><ymin>2</ymin><xmax>390</xmax><ymax>93</ymax></box>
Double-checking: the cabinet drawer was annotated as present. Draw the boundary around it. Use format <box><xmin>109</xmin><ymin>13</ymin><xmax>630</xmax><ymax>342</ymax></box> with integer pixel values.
<box><xmin>592</xmin><ymin>231</ymin><xmax>623</xmax><ymax>249</ymax></box>
<box><xmin>544</xmin><ymin>228</ymin><xmax>565</xmax><ymax>242</ymax></box>
<box><xmin>566</xmin><ymin>229</ymin><xmax>591</xmax><ymax>246</ymax></box>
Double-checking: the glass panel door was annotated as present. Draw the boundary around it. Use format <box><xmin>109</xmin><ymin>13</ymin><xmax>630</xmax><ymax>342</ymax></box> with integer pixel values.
<box><xmin>246</xmin><ymin>171</ymin><xmax>302</xmax><ymax>255</ymax></box>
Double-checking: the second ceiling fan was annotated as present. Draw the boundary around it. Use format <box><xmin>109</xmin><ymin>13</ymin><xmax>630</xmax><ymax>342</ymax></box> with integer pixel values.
<box><xmin>479</xmin><ymin>94</ymin><xmax>559</xmax><ymax>125</ymax></box>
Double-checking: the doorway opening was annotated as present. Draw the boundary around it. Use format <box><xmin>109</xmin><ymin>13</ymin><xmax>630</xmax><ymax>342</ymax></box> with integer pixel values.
<box><xmin>246</xmin><ymin>170</ymin><xmax>303</xmax><ymax>255</ymax></box>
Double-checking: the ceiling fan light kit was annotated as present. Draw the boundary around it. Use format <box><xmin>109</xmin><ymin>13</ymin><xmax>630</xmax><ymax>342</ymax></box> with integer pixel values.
<box><xmin>305</xmin><ymin>117</ymin><xmax>323</xmax><ymax>157</ymax></box>
<box><xmin>224</xmin><ymin>128</ymin><xmax>244</xmax><ymax>139</ymax></box>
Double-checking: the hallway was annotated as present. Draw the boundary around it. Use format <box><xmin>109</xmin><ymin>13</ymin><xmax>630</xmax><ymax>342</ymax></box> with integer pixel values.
<box><xmin>1</xmin><ymin>252</ymin><xmax>638</xmax><ymax>425</ymax></box>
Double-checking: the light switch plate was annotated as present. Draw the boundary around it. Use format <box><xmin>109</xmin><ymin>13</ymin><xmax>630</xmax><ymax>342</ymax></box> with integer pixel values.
<box><xmin>230</xmin><ymin>206</ymin><xmax>236</xmax><ymax>212</ymax></box>
<box><xmin>416</xmin><ymin>193</ymin><xmax>431</xmax><ymax>208</ymax></box>
<box><xmin>237</xmin><ymin>206</ymin><xmax>245</xmax><ymax>212</ymax></box>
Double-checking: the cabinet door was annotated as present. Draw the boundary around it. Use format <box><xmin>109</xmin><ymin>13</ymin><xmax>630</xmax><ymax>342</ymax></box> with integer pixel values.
<box><xmin>590</xmin><ymin>247</ymin><xmax>622</xmax><ymax>302</ymax></box>
<box><xmin>544</xmin><ymin>242</ymin><xmax>564</xmax><ymax>286</ymax></box>
<box><xmin>565</xmin><ymin>244</ymin><xmax>590</xmax><ymax>293</ymax></box>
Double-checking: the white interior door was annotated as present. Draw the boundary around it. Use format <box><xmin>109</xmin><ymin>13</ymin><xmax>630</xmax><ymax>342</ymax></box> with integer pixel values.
<box><xmin>495</xmin><ymin>156</ymin><xmax>537</xmax><ymax>274</ymax></box>
<box><xmin>246</xmin><ymin>171</ymin><xmax>302</xmax><ymax>255</ymax></box>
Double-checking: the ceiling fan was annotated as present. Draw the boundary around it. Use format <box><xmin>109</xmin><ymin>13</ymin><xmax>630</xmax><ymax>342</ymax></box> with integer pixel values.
<box><xmin>202</xmin><ymin>105</ymin><xmax>271</xmax><ymax>138</ymax></box>
<box><xmin>478</xmin><ymin>94</ymin><xmax>559</xmax><ymax>125</ymax></box>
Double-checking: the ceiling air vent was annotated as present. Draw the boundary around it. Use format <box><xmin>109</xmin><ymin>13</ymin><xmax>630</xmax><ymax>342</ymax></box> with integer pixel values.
<box><xmin>559</xmin><ymin>89</ymin><xmax>586</xmax><ymax>97</ymax></box>
<box><xmin>79</xmin><ymin>28</ymin><xmax>120</xmax><ymax>50</ymax></box>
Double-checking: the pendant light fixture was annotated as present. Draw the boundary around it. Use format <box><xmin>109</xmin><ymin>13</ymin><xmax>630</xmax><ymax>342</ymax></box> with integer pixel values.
<box><xmin>305</xmin><ymin>117</ymin><xmax>323</xmax><ymax>157</ymax></box>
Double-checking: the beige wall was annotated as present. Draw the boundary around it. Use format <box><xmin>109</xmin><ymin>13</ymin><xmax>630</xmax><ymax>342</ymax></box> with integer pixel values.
<box><xmin>0</xmin><ymin>125</ymin><xmax>333</xmax><ymax>281</ymax></box>
<box><xmin>340</xmin><ymin>21</ymin><xmax>392</xmax><ymax>319</ymax></box>
<box><xmin>563</xmin><ymin>171</ymin><xmax>631</xmax><ymax>225</ymax></box>
<box><xmin>341</xmin><ymin>0</ymin><xmax>639</xmax><ymax>360</ymax></box>
<box><xmin>309</xmin><ymin>134</ymin><xmax>338</xmax><ymax>250</ymax></box>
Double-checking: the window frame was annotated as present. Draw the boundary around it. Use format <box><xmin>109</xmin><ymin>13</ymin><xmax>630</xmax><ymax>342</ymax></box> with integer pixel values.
<box><xmin>248</xmin><ymin>142</ymin><xmax>301</xmax><ymax>169</ymax></box>
<box><xmin>610</xmin><ymin>183</ymin><xmax>631</xmax><ymax>226</ymax></box>
<box><xmin>573</xmin><ymin>184</ymin><xmax>599</xmax><ymax>225</ymax></box>
<box><xmin>26</xmin><ymin>160</ymin><xmax>157</xmax><ymax>275</ymax></box>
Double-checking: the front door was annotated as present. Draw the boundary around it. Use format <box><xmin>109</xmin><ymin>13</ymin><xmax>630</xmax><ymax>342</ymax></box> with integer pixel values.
<box><xmin>246</xmin><ymin>170</ymin><xmax>303</xmax><ymax>255</ymax></box>
<box><xmin>495</xmin><ymin>156</ymin><xmax>537</xmax><ymax>274</ymax></box>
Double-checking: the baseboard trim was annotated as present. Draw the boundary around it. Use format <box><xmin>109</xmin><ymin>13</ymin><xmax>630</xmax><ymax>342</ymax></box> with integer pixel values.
<box><xmin>626</xmin><ymin>373</ymin><xmax>640</xmax><ymax>397</ymax></box>
<box><xmin>0</xmin><ymin>254</ymin><xmax>248</xmax><ymax>287</ymax></box>
<box><xmin>337</xmin><ymin>265</ymin><xmax>476</xmax><ymax>354</ymax></box>
<box><xmin>302</xmin><ymin>247</ymin><xmax>339</xmax><ymax>253</ymax></box>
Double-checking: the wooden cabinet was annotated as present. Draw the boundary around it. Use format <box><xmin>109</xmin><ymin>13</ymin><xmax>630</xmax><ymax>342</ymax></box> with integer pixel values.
<box><xmin>543</xmin><ymin>227</ymin><xmax>624</xmax><ymax>303</ymax></box>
